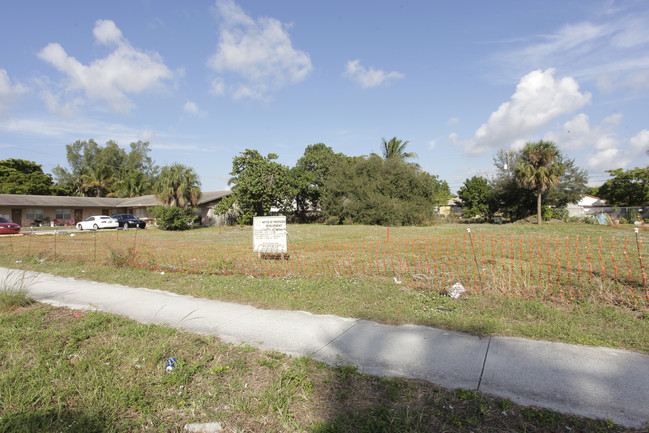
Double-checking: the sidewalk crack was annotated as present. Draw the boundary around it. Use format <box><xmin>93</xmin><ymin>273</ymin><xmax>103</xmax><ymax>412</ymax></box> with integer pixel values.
<box><xmin>311</xmin><ymin>320</ymin><xmax>360</xmax><ymax>356</ymax></box>
<box><xmin>477</xmin><ymin>336</ymin><xmax>492</xmax><ymax>391</ymax></box>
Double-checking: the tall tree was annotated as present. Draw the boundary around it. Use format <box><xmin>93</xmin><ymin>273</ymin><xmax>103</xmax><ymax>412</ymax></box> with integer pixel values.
<box><xmin>321</xmin><ymin>155</ymin><xmax>450</xmax><ymax>226</ymax></box>
<box><xmin>491</xmin><ymin>148</ymin><xmax>586</xmax><ymax>221</ymax></box>
<box><xmin>290</xmin><ymin>143</ymin><xmax>346</xmax><ymax>221</ymax></box>
<box><xmin>53</xmin><ymin>139</ymin><xmax>158</xmax><ymax>197</ymax></box>
<box><xmin>153</xmin><ymin>163</ymin><xmax>202</xmax><ymax>209</ymax></box>
<box><xmin>0</xmin><ymin>159</ymin><xmax>59</xmax><ymax>195</ymax></box>
<box><xmin>457</xmin><ymin>176</ymin><xmax>494</xmax><ymax>218</ymax></box>
<box><xmin>515</xmin><ymin>141</ymin><xmax>566</xmax><ymax>225</ymax></box>
<box><xmin>79</xmin><ymin>165</ymin><xmax>115</xmax><ymax>197</ymax></box>
<box><xmin>379</xmin><ymin>137</ymin><xmax>418</xmax><ymax>162</ymax></box>
<box><xmin>218</xmin><ymin>149</ymin><xmax>293</xmax><ymax>224</ymax></box>
<box><xmin>597</xmin><ymin>168</ymin><xmax>649</xmax><ymax>206</ymax></box>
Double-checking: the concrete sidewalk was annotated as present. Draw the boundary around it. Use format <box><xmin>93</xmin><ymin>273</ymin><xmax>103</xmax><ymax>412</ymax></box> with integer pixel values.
<box><xmin>2</xmin><ymin>267</ymin><xmax>647</xmax><ymax>428</ymax></box>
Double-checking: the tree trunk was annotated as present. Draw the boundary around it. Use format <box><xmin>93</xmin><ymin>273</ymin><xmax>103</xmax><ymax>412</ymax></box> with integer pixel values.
<box><xmin>537</xmin><ymin>188</ymin><xmax>543</xmax><ymax>225</ymax></box>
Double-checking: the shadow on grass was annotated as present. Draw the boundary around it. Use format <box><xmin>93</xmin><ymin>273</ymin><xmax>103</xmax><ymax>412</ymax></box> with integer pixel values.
<box><xmin>0</xmin><ymin>408</ymin><xmax>116</xmax><ymax>433</ymax></box>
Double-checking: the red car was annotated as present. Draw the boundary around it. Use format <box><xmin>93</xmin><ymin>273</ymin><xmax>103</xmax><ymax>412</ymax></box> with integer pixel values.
<box><xmin>0</xmin><ymin>216</ymin><xmax>21</xmax><ymax>234</ymax></box>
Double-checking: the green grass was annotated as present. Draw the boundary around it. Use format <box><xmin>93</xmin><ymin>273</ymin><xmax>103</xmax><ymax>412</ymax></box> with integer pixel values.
<box><xmin>1</xmin><ymin>222</ymin><xmax>648</xmax><ymax>353</ymax></box>
<box><xmin>0</xmin><ymin>304</ymin><xmax>640</xmax><ymax>432</ymax></box>
<box><xmin>24</xmin><ymin>220</ymin><xmax>636</xmax><ymax>244</ymax></box>
<box><xmin>0</xmin><ymin>269</ymin><xmax>34</xmax><ymax>311</ymax></box>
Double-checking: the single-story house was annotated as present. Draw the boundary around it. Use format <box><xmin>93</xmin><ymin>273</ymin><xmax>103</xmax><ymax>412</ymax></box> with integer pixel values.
<box><xmin>0</xmin><ymin>191</ymin><xmax>232</xmax><ymax>227</ymax></box>
<box><xmin>565</xmin><ymin>195</ymin><xmax>608</xmax><ymax>218</ymax></box>
<box><xmin>438</xmin><ymin>197</ymin><xmax>463</xmax><ymax>218</ymax></box>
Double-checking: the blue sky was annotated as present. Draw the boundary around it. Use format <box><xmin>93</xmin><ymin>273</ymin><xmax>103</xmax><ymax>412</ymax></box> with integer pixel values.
<box><xmin>1</xmin><ymin>0</ymin><xmax>648</xmax><ymax>193</ymax></box>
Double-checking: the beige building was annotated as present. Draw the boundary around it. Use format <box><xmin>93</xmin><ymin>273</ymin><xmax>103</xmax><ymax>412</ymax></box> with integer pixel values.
<box><xmin>438</xmin><ymin>197</ymin><xmax>463</xmax><ymax>218</ymax></box>
<box><xmin>0</xmin><ymin>191</ymin><xmax>231</xmax><ymax>227</ymax></box>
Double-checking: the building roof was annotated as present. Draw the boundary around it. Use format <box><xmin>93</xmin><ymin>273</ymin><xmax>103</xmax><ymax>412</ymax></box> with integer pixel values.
<box><xmin>198</xmin><ymin>190</ymin><xmax>232</xmax><ymax>205</ymax></box>
<box><xmin>0</xmin><ymin>191</ymin><xmax>232</xmax><ymax>208</ymax></box>
<box><xmin>577</xmin><ymin>194</ymin><xmax>607</xmax><ymax>207</ymax></box>
<box><xmin>0</xmin><ymin>194</ymin><xmax>123</xmax><ymax>207</ymax></box>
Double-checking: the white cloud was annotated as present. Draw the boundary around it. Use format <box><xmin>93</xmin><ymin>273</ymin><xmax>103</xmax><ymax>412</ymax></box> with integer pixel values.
<box><xmin>0</xmin><ymin>69</ymin><xmax>27</xmax><ymax>116</ymax></box>
<box><xmin>630</xmin><ymin>129</ymin><xmax>649</xmax><ymax>153</ymax></box>
<box><xmin>587</xmin><ymin>148</ymin><xmax>625</xmax><ymax>171</ymax></box>
<box><xmin>37</xmin><ymin>19</ymin><xmax>175</xmax><ymax>113</ymax></box>
<box><xmin>140</xmin><ymin>130</ymin><xmax>157</xmax><ymax>143</ymax></box>
<box><xmin>446</xmin><ymin>117</ymin><xmax>459</xmax><ymax>126</ymax></box>
<box><xmin>210</xmin><ymin>77</ymin><xmax>226</xmax><ymax>95</ymax></box>
<box><xmin>184</xmin><ymin>101</ymin><xmax>199</xmax><ymax>114</ymax></box>
<box><xmin>343</xmin><ymin>60</ymin><xmax>404</xmax><ymax>88</ymax></box>
<box><xmin>208</xmin><ymin>0</ymin><xmax>313</xmax><ymax>100</ymax></box>
<box><xmin>493</xmin><ymin>9</ymin><xmax>649</xmax><ymax>93</ymax></box>
<box><xmin>452</xmin><ymin>69</ymin><xmax>591</xmax><ymax>155</ymax></box>
<box><xmin>544</xmin><ymin>113</ymin><xmax>649</xmax><ymax>173</ymax></box>
<box><xmin>544</xmin><ymin>113</ymin><xmax>591</xmax><ymax>151</ymax></box>
<box><xmin>428</xmin><ymin>139</ymin><xmax>436</xmax><ymax>149</ymax></box>
<box><xmin>0</xmin><ymin>116</ymin><xmax>148</xmax><ymax>144</ymax></box>
<box><xmin>183</xmin><ymin>101</ymin><xmax>207</xmax><ymax>117</ymax></box>
<box><xmin>93</xmin><ymin>19</ymin><xmax>124</xmax><ymax>45</ymax></box>
<box><xmin>603</xmin><ymin>113</ymin><xmax>622</xmax><ymax>126</ymax></box>
<box><xmin>232</xmin><ymin>84</ymin><xmax>265</xmax><ymax>101</ymax></box>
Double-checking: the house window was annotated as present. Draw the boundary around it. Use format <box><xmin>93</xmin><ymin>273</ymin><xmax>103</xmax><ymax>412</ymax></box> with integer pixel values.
<box><xmin>56</xmin><ymin>209</ymin><xmax>72</xmax><ymax>220</ymax></box>
<box><xmin>26</xmin><ymin>209</ymin><xmax>44</xmax><ymax>221</ymax></box>
<box><xmin>134</xmin><ymin>208</ymin><xmax>147</xmax><ymax>218</ymax></box>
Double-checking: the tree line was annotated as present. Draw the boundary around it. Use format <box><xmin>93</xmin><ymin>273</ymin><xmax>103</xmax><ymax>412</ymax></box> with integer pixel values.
<box><xmin>458</xmin><ymin>141</ymin><xmax>589</xmax><ymax>224</ymax></box>
<box><xmin>3</xmin><ymin>137</ymin><xmax>649</xmax><ymax>227</ymax></box>
<box><xmin>216</xmin><ymin>138</ymin><xmax>452</xmax><ymax>226</ymax></box>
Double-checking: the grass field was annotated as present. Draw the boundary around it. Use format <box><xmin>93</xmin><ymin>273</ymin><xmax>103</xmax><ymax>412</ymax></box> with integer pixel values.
<box><xmin>1</xmin><ymin>222</ymin><xmax>648</xmax><ymax>353</ymax></box>
<box><xmin>1</xmin><ymin>222</ymin><xmax>649</xmax><ymax>431</ymax></box>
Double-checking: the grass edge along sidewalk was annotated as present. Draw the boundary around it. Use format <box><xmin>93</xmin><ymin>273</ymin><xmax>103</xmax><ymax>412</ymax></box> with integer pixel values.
<box><xmin>2</xmin><ymin>251</ymin><xmax>648</xmax><ymax>355</ymax></box>
<box><xmin>0</xmin><ymin>300</ymin><xmax>646</xmax><ymax>432</ymax></box>
<box><xmin>2</xmin><ymin>267</ymin><xmax>649</xmax><ymax>430</ymax></box>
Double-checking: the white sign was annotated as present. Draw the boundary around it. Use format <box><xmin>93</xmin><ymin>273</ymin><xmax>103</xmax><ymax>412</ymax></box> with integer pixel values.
<box><xmin>253</xmin><ymin>216</ymin><xmax>287</xmax><ymax>253</ymax></box>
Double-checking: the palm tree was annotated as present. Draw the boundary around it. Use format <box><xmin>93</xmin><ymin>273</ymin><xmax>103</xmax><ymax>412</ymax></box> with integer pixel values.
<box><xmin>114</xmin><ymin>170</ymin><xmax>153</xmax><ymax>198</ymax></box>
<box><xmin>78</xmin><ymin>166</ymin><xmax>113</xmax><ymax>197</ymax></box>
<box><xmin>153</xmin><ymin>163</ymin><xmax>201</xmax><ymax>209</ymax></box>
<box><xmin>380</xmin><ymin>137</ymin><xmax>418</xmax><ymax>161</ymax></box>
<box><xmin>515</xmin><ymin>141</ymin><xmax>565</xmax><ymax>225</ymax></box>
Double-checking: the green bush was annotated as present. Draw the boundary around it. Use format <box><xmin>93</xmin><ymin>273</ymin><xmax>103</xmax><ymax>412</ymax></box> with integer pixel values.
<box><xmin>619</xmin><ymin>218</ymin><xmax>629</xmax><ymax>224</ymax></box>
<box><xmin>236</xmin><ymin>213</ymin><xmax>253</xmax><ymax>226</ymax></box>
<box><xmin>325</xmin><ymin>216</ymin><xmax>340</xmax><ymax>225</ymax></box>
<box><xmin>148</xmin><ymin>206</ymin><xmax>195</xmax><ymax>231</ymax></box>
<box><xmin>552</xmin><ymin>208</ymin><xmax>569</xmax><ymax>221</ymax></box>
<box><xmin>321</xmin><ymin>156</ymin><xmax>450</xmax><ymax>226</ymax></box>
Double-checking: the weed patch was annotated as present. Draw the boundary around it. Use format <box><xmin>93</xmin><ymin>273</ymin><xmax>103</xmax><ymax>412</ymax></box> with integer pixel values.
<box><xmin>0</xmin><ymin>269</ymin><xmax>34</xmax><ymax>311</ymax></box>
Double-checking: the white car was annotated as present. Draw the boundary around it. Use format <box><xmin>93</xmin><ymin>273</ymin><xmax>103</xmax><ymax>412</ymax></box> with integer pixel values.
<box><xmin>76</xmin><ymin>215</ymin><xmax>119</xmax><ymax>230</ymax></box>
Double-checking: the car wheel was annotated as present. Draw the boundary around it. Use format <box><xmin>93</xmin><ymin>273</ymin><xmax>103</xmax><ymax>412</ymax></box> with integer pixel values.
<box><xmin>77</xmin><ymin>223</ymin><xmax>83</xmax><ymax>230</ymax></box>
<box><xmin>93</xmin><ymin>224</ymin><xmax>99</xmax><ymax>230</ymax></box>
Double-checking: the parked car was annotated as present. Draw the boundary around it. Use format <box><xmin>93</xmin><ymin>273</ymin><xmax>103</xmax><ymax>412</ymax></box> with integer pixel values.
<box><xmin>76</xmin><ymin>215</ymin><xmax>119</xmax><ymax>230</ymax></box>
<box><xmin>111</xmin><ymin>214</ymin><xmax>147</xmax><ymax>229</ymax></box>
<box><xmin>0</xmin><ymin>216</ymin><xmax>20</xmax><ymax>234</ymax></box>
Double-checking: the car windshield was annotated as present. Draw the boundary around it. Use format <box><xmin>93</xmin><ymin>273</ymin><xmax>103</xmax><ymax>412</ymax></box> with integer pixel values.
<box><xmin>0</xmin><ymin>217</ymin><xmax>10</xmax><ymax>223</ymax></box>
<box><xmin>123</xmin><ymin>214</ymin><xmax>135</xmax><ymax>218</ymax></box>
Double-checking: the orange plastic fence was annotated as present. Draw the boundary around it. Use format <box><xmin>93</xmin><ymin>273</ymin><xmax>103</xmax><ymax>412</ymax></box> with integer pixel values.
<box><xmin>2</xmin><ymin>231</ymin><xmax>647</xmax><ymax>306</ymax></box>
